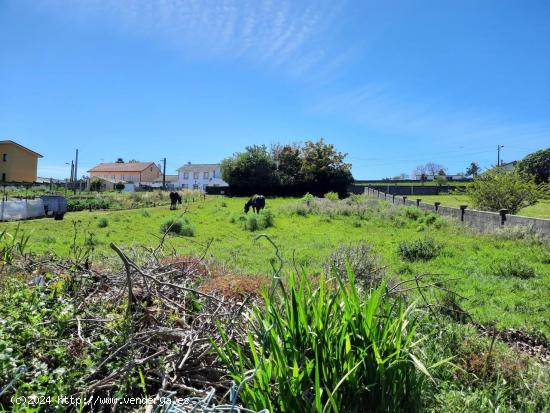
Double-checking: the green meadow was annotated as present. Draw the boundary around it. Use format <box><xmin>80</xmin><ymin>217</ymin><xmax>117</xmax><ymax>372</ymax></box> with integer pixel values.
<box><xmin>2</xmin><ymin>195</ymin><xmax>549</xmax><ymax>336</ymax></box>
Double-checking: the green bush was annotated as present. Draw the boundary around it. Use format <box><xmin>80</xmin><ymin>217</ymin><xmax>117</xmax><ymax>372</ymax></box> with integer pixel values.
<box><xmin>324</xmin><ymin>191</ymin><xmax>339</xmax><ymax>200</ymax></box>
<box><xmin>467</xmin><ymin>169</ymin><xmax>539</xmax><ymax>214</ymax></box>
<box><xmin>491</xmin><ymin>257</ymin><xmax>536</xmax><ymax>279</ymax></box>
<box><xmin>398</xmin><ymin>237</ymin><xmax>442</xmax><ymax>261</ymax></box>
<box><xmin>213</xmin><ymin>271</ymin><xmax>430</xmax><ymax>412</ymax></box>
<box><xmin>244</xmin><ymin>210</ymin><xmax>274</xmax><ymax>231</ymax></box>
<box><xmin>404</xmin><ymin>207</ymin><xmax>421</xmax><ymax>220</ymax></box>
<box><xmin>160</xmin><ymin>217</ymin><xmax>195</xmax><ymax>236</ymax></box>
<box><xmin>97</xmin><ymin>217</ymin><xmax>109</xmax><ymax>228</ymax></box>
<box><xmin>302</xmin><ymin>192</ymin><xmax>315</xmax><ymax>205</ymax></box>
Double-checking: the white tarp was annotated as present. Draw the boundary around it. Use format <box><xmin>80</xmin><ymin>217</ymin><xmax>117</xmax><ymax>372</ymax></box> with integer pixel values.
<box><xmin>0</xmin><ymin>199</ymin><xmax>45</xmax><ymax>221</ymax></box>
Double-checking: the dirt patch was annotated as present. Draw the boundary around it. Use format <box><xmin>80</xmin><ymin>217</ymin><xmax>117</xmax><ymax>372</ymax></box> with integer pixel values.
<box><xmin>200</xmin><ymin>273</ymin><xmax>271</xmax><ymax>301</ymax></box>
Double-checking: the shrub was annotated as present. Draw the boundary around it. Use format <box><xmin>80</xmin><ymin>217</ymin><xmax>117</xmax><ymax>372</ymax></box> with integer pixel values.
<box><xmin>323</xmin><ymin>241</ymin><xmax>384</xmax><ymax>289</ymax></box>
<box><xmin>467</xmin><ymin>169</ymin><xmax>539</xmax><ymax>214</ymax></box>
<box><xmin>213</xmin><ymin>272</ymin><xmax>429</xmax><ymax>412</ymax></box>
<box><xmin>97</xmin><ymin>217</ymin><xmax>109</xmax><ymax>228</ymax></box>
<box><xmin>141</xmin><ymin>210</ymin><xmax>151</xmax><ymax>218</ymax></box>
<box><xmin>244</xmin><ymin>210</ymin><xmax>274</xmax><ymax>231</ymax></box>
<box><xmin>491</xmin><ymin>258</ymin><xmax>536</xmax><ymax>279</ymax></box>
<box><xmin>398</xmin><ymin>237</ymin><xmax>442</xmax><ymax>261</ymax></box>
<box><xmin>324</xmin><ymin>191</ymin><xmax>339</xmax><ymax>200</ymax></box>
<box><xmin>160</xmin><ymin>217</ymin><xmax>195</xmax><ymax>236</ymax></box>
<box><xmin>302</xmin><ymin>192</ymin><xmax>315</xmax><ymax>205</ymax></box>
<box><xmin>404</xmin><ymin>207</ymin><xmax>421</xmax><ymax>220</ymax></box>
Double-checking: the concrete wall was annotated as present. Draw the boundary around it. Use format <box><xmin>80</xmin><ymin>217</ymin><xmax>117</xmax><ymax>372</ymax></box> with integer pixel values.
<box><xmin>364</xmin><ymin>187</ymin><xmax>550</xmax><ymax>237</ymax></box>
<box><xmin>355</xmin><ymin>185</ymin><xmax>461</xmax><ymax>195</ymax></box>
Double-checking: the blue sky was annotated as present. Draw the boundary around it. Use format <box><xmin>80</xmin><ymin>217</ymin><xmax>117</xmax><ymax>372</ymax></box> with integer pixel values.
<box><xmin>1</xmin><ymin>0</ymin><xmax>549</xmax><ymax>179</ymax></box>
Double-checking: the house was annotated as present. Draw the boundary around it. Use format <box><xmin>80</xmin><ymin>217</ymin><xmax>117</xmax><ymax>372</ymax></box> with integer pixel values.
<box><xmin>500</xmin><ymin>161</ymin><xmax>518</xmax><ymax>171</ymax></box>
<box><xmin>88</xmin><ymin>161</ymin><xmax>161</xmax><ymax>185</ymax></box>
<box><xmin>177</xmin><ymin>162</ymin><xmax>228</xmax><ymax>190</ymax></box>
<box><xmin>0</xmin><ymin>140</ymin><xmax>43</xmax><ymax>183</ymax></box>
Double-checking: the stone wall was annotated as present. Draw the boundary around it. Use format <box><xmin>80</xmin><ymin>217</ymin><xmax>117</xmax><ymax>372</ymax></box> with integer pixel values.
<box><xmin>364</xmin><ymin>187</ymin><xmax>550</xmax><ymax>237</ymax></box>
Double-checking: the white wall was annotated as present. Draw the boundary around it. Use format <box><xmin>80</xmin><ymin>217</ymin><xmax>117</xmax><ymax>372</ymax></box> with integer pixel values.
<box><xmin>178</xmin><ymin>166</ymin><xmax>227</xmax><ymax>190</ymax></box>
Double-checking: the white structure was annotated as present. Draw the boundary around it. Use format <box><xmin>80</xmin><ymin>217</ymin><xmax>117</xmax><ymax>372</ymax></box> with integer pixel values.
<box><xmin>177</xmin><ymin>163</ymin><xmax>228</xmax><ymax>190</ymax></box>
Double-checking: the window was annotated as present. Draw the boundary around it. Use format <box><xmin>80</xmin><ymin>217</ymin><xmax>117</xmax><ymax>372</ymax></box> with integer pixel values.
<box><xmin>193</xmin><ymin>184</ymin><xmax>199</xmax><ymax>190</ymax></box>
<box><xmin>193</xmin><ymin>172</ymin><xmax>199</xmax><ymax>179</ymax></box>
<box><xmin>2</xmin><ymin>154</ymin><xmax>7</xmax><ymax>161</ymax></box>
<box><xmin>203</xmin><ymin>171</ymin><xmax>209</xmax><ymax>179</ymax></box>
<box><xmin>182</xmin><ymin>184</ymin><xmax>188</xmax><ymax>189</ymax></box>
<box><xmin>183</xmin><ymin>172</ymin><xmax>189</xmax><ymax>179</ymax></box>
<box><xmin>1</xmin><ymin>173</ymin><xmax>5</xmax><ymax>181</ymax></box>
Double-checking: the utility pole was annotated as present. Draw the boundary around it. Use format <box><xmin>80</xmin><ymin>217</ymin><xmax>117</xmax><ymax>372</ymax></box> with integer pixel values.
<box><xmin>497</xmin><ymin>145</ymin><xmax>504</xmax><ymax>167</ymax></box>
<box><xmin>74</xmin><ymin>149</ymin><xmax>79</xmax><ymax>193</ymax></box>
<box><xmin>70</xmin><ymin>161</ymin><xmax>75</xmax><ymax>185</ymax></box>
<box><xmin>162</xmin><ymin>157</ymin><xmax>166</xmax><ymax>190</ymax></box>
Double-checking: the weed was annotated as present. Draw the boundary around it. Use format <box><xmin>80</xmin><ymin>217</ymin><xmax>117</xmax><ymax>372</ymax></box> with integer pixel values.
<box><xmin>324</xmin><ymin>191</ymin><xmax>339</xmax><ymax>200</ymax></box>
<box><xmin>491</xmin><ymin>257</ymin><xmax>536</xmax><ymax>279</ymax></box>
<box><xmin>97</xmin><ymin>217</ymin><xmax>109</xmax><ymax>228</ymax></box>
<box><xmin>323</xmin><ymin>241</ymin><xmax>384</xmax><ymax>289</ymax></box>
<box><xmin>160</xmin><ymin>218</ymin><xmax>195</xmax><ymax>237</ymax></box>
<box><xmin>398</xmin><ymin>237</ymin><xmax>442</xmax><ymax>261</ymax></box>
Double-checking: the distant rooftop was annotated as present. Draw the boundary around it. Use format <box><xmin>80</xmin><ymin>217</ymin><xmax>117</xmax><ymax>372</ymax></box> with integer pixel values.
<box><xmin>177</xmin><ymin>162</ymin><xmax>220</xmax><ymax>172</ymax></box>
<box><xmin>88</xmin><ymin>162</ymin><xmax>158</xmax><ymax>173</ymax></box>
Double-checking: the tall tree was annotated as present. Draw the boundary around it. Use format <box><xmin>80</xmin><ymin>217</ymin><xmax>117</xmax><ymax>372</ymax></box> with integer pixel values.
<box><xmin>271</xmin><ymin>144</ymin><xmax>302</xmax><ymax>188</ymax></box>
<box><xmin>517</xmin><ymin>147</ymin><xmax>550</xmax><ymax>184</ymax></box>
<box><xmin>220</xmin><ymin>145</ymin><xmax>278</xmax><ymax>195</ymax></box>
<box><xmin>300</xmin><ymin>139</ymin><xmax>353</xmax><ymax>196</ymax></box>
<box><xmin>466</xmin><ymin>162</ymin><xmax>481</xmax><ymax>177</ymax></box>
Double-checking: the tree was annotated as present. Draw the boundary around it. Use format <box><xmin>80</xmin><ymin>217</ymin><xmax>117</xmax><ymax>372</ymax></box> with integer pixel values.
<box><xmin>116</xmin><ymin>158</ymin><xmax>124</xmax><ymax>163</ymax></box>
<box><xmin>467</xmin><ymin>169</ymin><xmax>539</xmax><ymax>214</ymax></box>
<box><xmin>434</xmin><ymin>175</ymin><xmax>447</xmax><ymax>187</ymax></box>
<box><xmin>115</xmin><ymin>181</ymin><xmax>125</xmax><ymax>192</ymax></box>
<box><xmin>426</xmin><ymin>163</ymin><xmax>447</xmax><ymax>177</ymax></box>
<box><xmin>517</xmin><ymin>147</ymin><xmax>550</xmax><ymax>184</ymax></box>
<box><xmin>466</xmin><ymin>162</ymin><xmax>480</xmax><ymax>177</ymax></box>
<box><xmin>299</xmin><ymin>139</ymin><xmax>353</xmax><ymax>197</ymax></box>
<box><xmin>221</xmin><ymin>145</ymin><xmax>278</xmax><ymax>195</ymax></box>
<box><xmin>272</xmin><ymin>144</ymin><xmax>302</xmax><ymax>188</ymax></box>
<box><xmin>89</xmin><ymin>178</ymin><xmax>102</xmax><ymax>192</ymax></box>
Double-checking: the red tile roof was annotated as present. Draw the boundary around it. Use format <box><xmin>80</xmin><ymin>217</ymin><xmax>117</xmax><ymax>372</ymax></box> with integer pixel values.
<box><xmin>88</xmin><ymin>162</ymin><xmax>158</xmax><ymax>172</ymax></box>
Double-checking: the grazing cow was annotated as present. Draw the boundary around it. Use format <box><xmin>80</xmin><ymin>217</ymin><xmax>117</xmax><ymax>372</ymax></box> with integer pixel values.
<box><xmin>169</xmin><ymin>192</ymin><xmax>182</xmax><ymax>210</ymax></box>
<box><xmin>244</xmin><ymin>194</ymin><xmax>266</xmax><ymax>214</ymax></box>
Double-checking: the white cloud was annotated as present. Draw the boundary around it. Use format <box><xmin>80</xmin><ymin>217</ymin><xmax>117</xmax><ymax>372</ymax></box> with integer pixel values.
<box><xmin>32</xmin><ymin>0</ymin><xmax>346</xmax><ymax>77</ymax></box>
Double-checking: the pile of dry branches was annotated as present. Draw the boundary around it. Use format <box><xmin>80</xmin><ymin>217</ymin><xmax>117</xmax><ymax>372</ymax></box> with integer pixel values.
<box><xmin>6</xmin><ymin>238</ymin><xmax>263</xmax><ymax>412</ymax></box>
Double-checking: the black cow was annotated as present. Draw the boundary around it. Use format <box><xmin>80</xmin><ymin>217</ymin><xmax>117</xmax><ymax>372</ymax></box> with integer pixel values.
<box><xmin>244</xmin><ymin>194</ymin><xmax>266</xmax><ymax>214</ymax></box>
<box><xmin>169</xmin><ymin>192</ymin><xmax>182</xmax><ymax>210</ymax></box>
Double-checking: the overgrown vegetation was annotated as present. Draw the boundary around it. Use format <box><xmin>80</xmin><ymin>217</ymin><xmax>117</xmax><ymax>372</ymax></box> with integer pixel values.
<box><xmin>214</xmin><ymin>271</ymin><xmax>431</xmax><ymax>412</ymax></box>
<box><xmin>160</xmin><ymin>217</ymin><xmax>195</xmax><ymax>236</ymax></box>
<box><xmin>0</xmin><ymin>197</ymin><xmax>549</xmax><ymax>412</ymax></box>
<box><xmin>398</xmin><ymin>237</ymin><xmax>442</xmax><ymax>262</ymax></box>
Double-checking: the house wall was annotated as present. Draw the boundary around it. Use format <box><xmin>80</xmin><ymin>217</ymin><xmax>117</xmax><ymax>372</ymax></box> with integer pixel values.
<box><xmin>0</xmin><ymin>143</ymin><xmax>39</xmax><ymax>182</ymax></box>
<box><xmin>178</xmin><ymin>166</ymin><xmax>227</xmax><ymax>190</ymax></box>
<box><xmin>89</xmin><ymin>165</ymin><xmax>161</xmax><ymax>184</ymax></box>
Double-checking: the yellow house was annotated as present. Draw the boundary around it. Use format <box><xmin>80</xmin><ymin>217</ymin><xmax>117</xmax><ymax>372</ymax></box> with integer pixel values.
<box><xmin>0</xmin><ymin>140</ymin><xmax>43</xmax><ymax>183</ymax></box>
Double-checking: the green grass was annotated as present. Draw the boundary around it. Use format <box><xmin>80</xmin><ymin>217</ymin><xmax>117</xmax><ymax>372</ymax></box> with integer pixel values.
<box><xmin>419</xmin><ymin>194</ymin><xmax>550</xmax><ymax>218</ymax></box>
<box><xmin>1</xmin><ymin>196</ymin><xmax>549</xmax><ymax>337</ymax></box>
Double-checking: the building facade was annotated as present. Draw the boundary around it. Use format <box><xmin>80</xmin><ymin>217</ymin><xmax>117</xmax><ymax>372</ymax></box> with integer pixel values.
<box><xmin>0</xmin><ymin>140</ymin><xmax>43</xmax><ymax>183</ymax></box>
<box><xmin>88</xmin><ymin>162</ymin><xmax>161</xmax><ymax>184</ymax></box>
<box><xmin>177</xmin><ymin>163</ymin><xmax>227</xmax><ymax>190</ymax></box>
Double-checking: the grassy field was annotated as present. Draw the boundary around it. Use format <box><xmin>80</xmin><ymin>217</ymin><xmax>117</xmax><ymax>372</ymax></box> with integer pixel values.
<box><xmin>2</xmin><ymin>195</ymin><xmax>549</xmax><ymax>336</ymax></box>
<box><xmin>356</xmin><ymin>181</ymin><xmax>469</xmax><ymax>187</ymax></box>
<box><xmin>418</xmin><ymin>193</ymin><xmax>550</xmax><ymax>218</ymax></box>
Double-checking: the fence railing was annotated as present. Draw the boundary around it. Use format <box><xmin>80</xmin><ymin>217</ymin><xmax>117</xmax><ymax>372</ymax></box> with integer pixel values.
<box><xmin>364</xmin><ymin>187</ymin><xmax>550</xmax><ymax>237</ymax></box>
